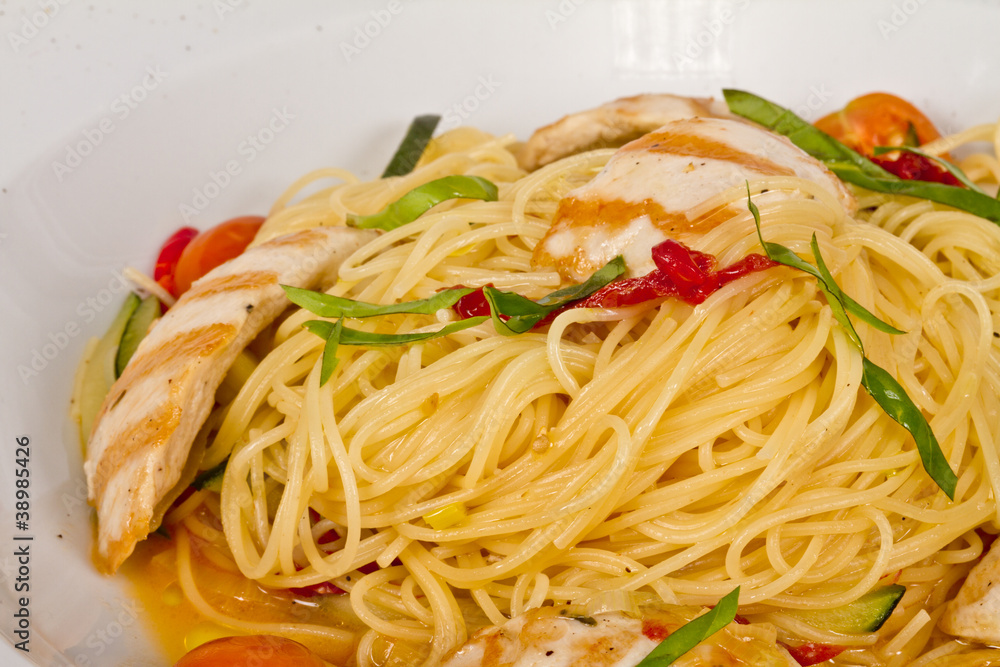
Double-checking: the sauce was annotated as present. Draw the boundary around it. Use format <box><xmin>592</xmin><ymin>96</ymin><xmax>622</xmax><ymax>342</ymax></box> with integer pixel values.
<box><xmin>122</xmin><ymin>522</ymin><xmax>363</xmax><ymax>665</ymax></box>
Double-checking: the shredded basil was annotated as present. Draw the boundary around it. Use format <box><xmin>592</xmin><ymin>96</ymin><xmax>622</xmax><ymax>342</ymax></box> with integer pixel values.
<box><xmin>723</xmin><ymin>89</ymin><xmax>1000</xmax><ymax>224</ymax></box>
<box><xmin>283</xmin><ymin>285</ymin><xmax>476</xmax><ymax>319</ymax></box>
<box><xmin>290</xmin><ymin>256</ymin><xmax>624</xmax><ymax>384</ymax></box>
<box><xmin>484</xmin><ymin>256</ymin><xmax>626</xmax><ymax>335</ymax></box>
<box><xmin>381</xmin><ymin>114</ymin><xmax>440</xmax><ymax>178</ymax></box>
<box><xmin>302</xmin><ymin>317</ymin><xmax>489</xmax><ymax>385</ymax></box>
<box><xmin>303</xmin><ymin>318</ymin><xmax>343</xmax><ymax>386</ymax></box>
<box><xmin>347</xmin><ymin>175</ymin><xmax>499</xmax><ymax>231</ymax></box>
<box><xmin>747</xmin><ymin>187</ymin><xmax>958</xmax><ymax>499</ymax></box>
<box><xmin>636</xmin><ymin>587</ymin><xmax>740</xmax><ymax>666</ymax></box>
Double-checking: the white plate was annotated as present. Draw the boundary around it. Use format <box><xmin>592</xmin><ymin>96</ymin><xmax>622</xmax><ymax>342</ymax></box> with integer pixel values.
<box><xmin>2</xmin><ymin>1</ymin><xmax>999</xmax><ymax>664</ymax></box>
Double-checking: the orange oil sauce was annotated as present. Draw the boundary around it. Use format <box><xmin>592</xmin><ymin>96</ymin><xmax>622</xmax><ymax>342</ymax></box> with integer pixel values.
<box><xmin>120</xmin><ymin>527</ymin><xmax>364</xmax><ymax>665</ymax></box>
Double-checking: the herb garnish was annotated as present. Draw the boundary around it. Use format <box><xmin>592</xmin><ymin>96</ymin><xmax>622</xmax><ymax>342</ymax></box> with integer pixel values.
<box><xmin>346</xmin><ymin>175</ymin><xmax>498</xmax><ymax>231</ymax></box>
<box><xmin>870</xmin><ymin>145</ymin><xmax>985</xmax><ymax>193</ymax></box>
<box><xmin>283</xmin><ymin>285</ymin><xmax>477</xmax><ymax>319</ymax></box>
<box><xmin>747</xmin><ymin>186</ymin><xmax>958</xmax><ymax>499</ymax></box>
<box><xmin>635</xmin><ymin>587</ymin><xmax>740</xmax><ymax>666</ymax></box>
<box><xmin>381</xmin><ymin>114</ymin><xmax>441</xmax><ymax>178</ymax></box>
<box><xmin>723</xmin><ymin>89</ymin><xmax>1000</xmax><ymax>223</ymax></box>
<box><xmin>281</xmin><ymin>257</ymin><xmax>623</xmax><ymax>386</ymax></box>
<box><xmin>483</xmin><ymin>256</ymin><xmax>627</xmax><ymax>335</ymax></box>
<box><xmin>302</xmin><ymin>316</ymin><xmax>489</xmax><ymax>385</ymax></box>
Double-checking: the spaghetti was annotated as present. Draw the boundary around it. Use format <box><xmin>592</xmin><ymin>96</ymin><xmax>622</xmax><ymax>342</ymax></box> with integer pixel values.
<box><xmin>136</xmin><ymin>115</ymin><xmax>1000</xmax><ymax>665</ymax></box>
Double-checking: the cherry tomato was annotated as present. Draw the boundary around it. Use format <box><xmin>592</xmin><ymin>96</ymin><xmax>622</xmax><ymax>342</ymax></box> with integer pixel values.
<box><xmin>174</xmin><ymin>635</ymin><xmax>330</xmax><ymax>667</ymax></box>
<box><xmin>173</xmin><ymin>215</ymin><xmax>266</xmax><ymax>296</ymax></box>
<box><xmin>814</xmin><ymin>92</ymin><xmax>943</xmax><ymax>157</ymax></box>
<box><xmin>154</xmin><ymin>227</ymin><xmax>199</xmax><ymax>298</ymax></box>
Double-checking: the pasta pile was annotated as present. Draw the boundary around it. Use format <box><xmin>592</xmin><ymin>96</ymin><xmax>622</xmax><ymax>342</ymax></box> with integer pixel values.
<box><xmin>163</xmin><ymin>124</ymin><xmax>1000</xmax><ymax>666</ymax></box>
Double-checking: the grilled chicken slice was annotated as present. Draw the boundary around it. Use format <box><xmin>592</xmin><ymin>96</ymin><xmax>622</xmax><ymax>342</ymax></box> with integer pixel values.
<box><xmin>517</xmin><ymin>93</ymin><xmax>732</xmax><ymax>172</ymax></box>
<box><xmin>84</xmin><ymin>225</ymin><xmax>376</xmax><ymax>573</ymax></box>
<box><xmin>940</xmin><ymin>539</ymin><xmax>1000</xmax><ymax>643</ymax></box>
<box><xmin>533</xmin><ymin>116</ymin><xmax>856</xmax><ymax>282</ymax></box>
<box><xmin>439</xmin><ymin>607</ymin><xmax>798</xmax><ymax>667</ymax></box>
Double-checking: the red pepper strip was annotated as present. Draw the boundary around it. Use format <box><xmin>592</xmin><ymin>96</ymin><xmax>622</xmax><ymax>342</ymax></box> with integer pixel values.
<box><xmin>872</xmin><ymin>152</ymin><xmax>963</xmax><ymax>187</ymax></box>
<box><xmin>154</xmin><ymin>226</ymin><xmax>199</xmax><ymax>299</ymax></box>
<box><xmin>576</xmin><ymin>240</ymin><xmax>776</xmax><ymax>309</ymax></box>
<box><xmin>452</xmin><ymin>240</ymin><xmax>776</xmax><ymax>325</ymax></box>
<box><xmin>781</xmin><ymin>641</ymin><xmax>847</xmax><ymax>666</ymax></box>
<box><xmin>453</xmin><ymin>285</ymin><xmax>494</xmax><ymax>319</ymax></box>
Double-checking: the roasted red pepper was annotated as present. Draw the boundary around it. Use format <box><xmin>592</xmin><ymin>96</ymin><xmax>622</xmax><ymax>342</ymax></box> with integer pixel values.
<box><xmin>452</xmin><ymin>240</ymin><xmax>776</xmax><ymax>326</ymax></box>
<box><xmin>576</xmin><ymin>240</ymin><xmax>776</xmax><ymax>309</ymax></box>
<box><xmin>782</xmin><ymin>641</ymin><xmax>847</xmax><ymax>666</ymax></box>
<box><xmin>871</xmin><ymin>151</ymin><xmax>962</xmax><ymax>186</ymax></box>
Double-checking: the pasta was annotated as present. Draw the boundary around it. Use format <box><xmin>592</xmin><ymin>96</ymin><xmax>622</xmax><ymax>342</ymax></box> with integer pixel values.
<box><xmin>106</xmin><ymin>109</ymin><xmax>1000</xmax><ymax>666</ymax></box>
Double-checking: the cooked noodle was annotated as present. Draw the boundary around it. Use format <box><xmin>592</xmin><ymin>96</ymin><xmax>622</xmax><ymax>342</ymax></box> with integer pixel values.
<box><xmin>157</xmin><ymin>123</ymin><xmax>1000</xmax><ymax>666</ymax></box>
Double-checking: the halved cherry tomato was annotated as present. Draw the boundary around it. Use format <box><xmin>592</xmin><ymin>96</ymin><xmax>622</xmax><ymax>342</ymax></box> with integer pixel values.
<box><xmin>154</xmin><ymin>227</ymin><xmax>199</xmax><ymax>299</ymax></box>
<box><xmin>174</xmin><ymin>635</ymin><xmax>330</xmax><ymax>667</ymax></box>
<box><xmin>814</xmin><ymin>92</ymin><xmax>943</xmax><ymax>156</ymax></box>
<box><xmin>173</xmin><ymin>215</ymin><xmax>266</xmax><ymax>296</ymax></box>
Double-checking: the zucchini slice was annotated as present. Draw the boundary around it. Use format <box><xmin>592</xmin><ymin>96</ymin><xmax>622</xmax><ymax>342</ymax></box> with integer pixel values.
<box><xmin>784</xmin><ymin>585</ymin><xmax>905</xmax><ymax>634</ymax></box>
<box><xmin>78</xmin><ymin>293</ymin><xmax>140</xmax><ymax>445</ymax></box>
<box><xmin>115</xmin><ymin>295</ymin><xmax>160</xmax><ymax>377</ymax></box>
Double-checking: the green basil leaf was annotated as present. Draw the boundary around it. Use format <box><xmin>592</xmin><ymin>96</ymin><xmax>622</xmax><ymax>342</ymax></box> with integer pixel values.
<box><xmin>813</xmin><ymin>278</ymin><xmax>865</xmax><ymax>352</ymax></box>
<box><xmin>724</xmin><ymin>89</ymin><xmax>874</xmax><ymax>167</ymax></box>
<box><xmin>283</xmin><ymin>285</ymin><xmax>475</xmax><ymax>318</ymax></box>
<box><xmin>347</xmin><ymin>175</ymin><xmax>499</xmax><ymax>231</ymax></box>
<box><xmin>535</xmin><ymin>255</ymin><xmax>628</xmax><ymax>308</ymax></box>
<box><xmin>304</xmin><ymin>319</ymin><xmax>343</xmax><ymax>385</ymax></box>
<box><xmin>483</xmin><ymin>255</ymin><xmax>627</xmax><ymax>336</ymax></box>
<box><xmin>748</xmin><ymin>185</ymin><xmax>823</xmax><ymax>278</ymax></box>
<box><xmin>636</xmin><ymin>587</ymin><xmax>740</xmax><ymax>667</ymax></box>
<box><xmin>750</xmin><ymin>187</ymin><xmax>953</xmax><ymax>498</ymax></box>
<box><xmin>808</xmin><ymin>235</ymin><xmax>904</xmax><ymax>336</ymax></box>
<box><xmin>483</xmin><ymin>287</ymin><xmax>544</xmax><ymax>335</ymax></box>
<box><xmin>861</xmin><ymin>358</ymin><xmax>957</xmax><ymax>500</ymax></box>
<box><xmin>381</xmin><ymin>114</ymin><xmax>441</xmax><ymax>178</ymax></box>
<box><xmin>871</xmin><ymin>145</ymin><xmax>985</xmax><ymax>193</ymax></box>
<box><xmin>724</xmin><ymin>89</ymin><xmax>1000</xmax><ymax>224</ymax></box>
<box><xmin>792</xmin><ymin>233</ymin><xmax>862</xmax><ymax>350</ymax></box>
<box><xmin>304</xmin><ymin>317</ymin><xmax>489</xmax><ymax>349</ymax></box>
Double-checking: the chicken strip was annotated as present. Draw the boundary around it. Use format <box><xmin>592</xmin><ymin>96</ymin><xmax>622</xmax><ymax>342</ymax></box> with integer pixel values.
<box><xmin>533</xmin><ymin>116</ymin><xmax>856</xmax><ymax>282</ymax></box>
<box><xmin>84</xmin><ymin>225</ymin><xmax>376</xmax><ymax>573</ymax></box>
<box><xmin>940</xmin><ymin>539</ymin><xmax>1000</xmax><ymax>643</ymax></box>
<box><xmin>517</xmin><ymin>93</ymin><xmax>732</xmax><ymax>172</ymax></box>
<box><xmin>439</xmin><ymin>607</ymin><xmax>798</xmax><ymax>667</ymax></box>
